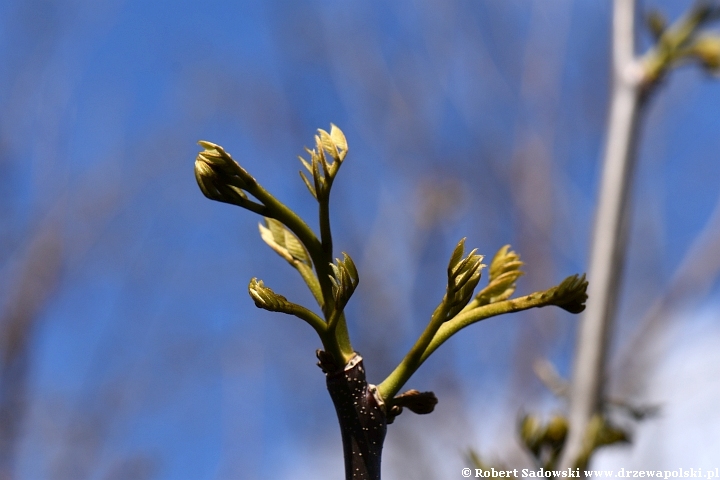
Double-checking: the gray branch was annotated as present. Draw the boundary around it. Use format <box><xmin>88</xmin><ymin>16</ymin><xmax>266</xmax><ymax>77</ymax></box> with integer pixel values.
<box><xmin>560</xmin><ymin>0</ymin><xmax>645</xmax><ymax>469</ymax></box>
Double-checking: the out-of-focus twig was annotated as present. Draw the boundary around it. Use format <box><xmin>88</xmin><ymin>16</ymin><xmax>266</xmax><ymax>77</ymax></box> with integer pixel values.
<box><xmin>0</xmin><ymin>222</ymin><xmax>63</xmax><ymax>480</ymax></box>
<box><xmin>562</xmin><ymin>0</ymin><xmax>720</xmax><ymax>468</ymax></box>
<box><xmin>560</xmin><ymin>0</ymin><xmax>645</xmax><ymax>469</ymax></box>
<box><xmin>533</xmin><ymin>359</ymin><xmax>570</xmax><ymax>398</ymax></box>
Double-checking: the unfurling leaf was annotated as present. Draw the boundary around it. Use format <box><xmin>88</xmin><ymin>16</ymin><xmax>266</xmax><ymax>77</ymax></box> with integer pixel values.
<box><xmin>329</xmin><ymin>252</ymin><xmax>359</xmax><ymax>313</ymax></box>
<box><xmin>195</xmin><ymin>160</ymin><xmax>248</xmax><ymax>206</ymax></box>
<box><xmin>196</xmin><ymin>141</ymin><xmax>246</xmax><ymax>179</ymax></box>
<box><xmin>248</xmin><ymin>278</ymin><xmax>293</xmax><ymax>313</ymax></box>
<box><xmin>443</xmin><ymin>238</ymin><xmax>485</xmax><ymax>319</ymax></box>
<box><xmin>488</xmin><ymin>245</ymin><xmax>522</xmax><ymax>280</ymax></box>
<box><xmin>475</xmin><ymin>245</ymin><xmax>524</xmax><ymax>305</ymax></box>
<box><xmin>298</xmin><ymin>147</ymin><xmax>325</xmax><ymax>199</ymax></box>
<box><xmin>317</xmin><ymin>124</ymin><xmax>348</xmax><ymax>163</ymax></box>
<box><xmin>194</xmin><ymin>160</ymin><xmax>222</xmax><ymax>200</ymax></box>
<box><xmin>248</xmin><ymin>278</ymin><xmax>325</xmax><ymax>334</ymax></box>
<box><xmin>447</xmin><ymin>238</ymin><xmax>466</xmax><ymax>274</ymax></box>
<box><xmin>298</xmin><ymin>125</ymin><xmax>349</xmax><ymax>200</ymax></box>
<box><xmin>550</xmin><ymin>273</ymin><xmax>588</xmax><ymax>313</ymax></box>
<box><xmin>329</xmin><ymin>124</ymin><xmax>348</xmax><ymax>157</ymax></box>
<box><xmin>194</xmin><ymin>141</ymin><xmax>260</xmax><ymax>208</ymax></box>
<box><xmin>298</xmin><ymin>169</ymin><xmax>317</xmax><ymax>199</ymax></box>
<box><xmin>258</xmin><ymin>218</ymin><xmax>312</xmax><ymax>267</ymax></box>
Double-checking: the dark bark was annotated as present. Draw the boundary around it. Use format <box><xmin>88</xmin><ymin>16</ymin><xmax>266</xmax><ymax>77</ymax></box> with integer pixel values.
<box><xmin>318</xmin><ymin>352</ymin><xmax>387</xmax><ymax>480</ymax></box>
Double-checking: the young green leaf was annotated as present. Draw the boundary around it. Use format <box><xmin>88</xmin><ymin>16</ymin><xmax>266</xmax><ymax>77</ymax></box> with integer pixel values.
<box><xmin>297</xmin><ymin>125</ymin><xmax>349</xmax><ymax>201</ymax></box>
<box><xmin>299</xmin><ymin>170</ymin><xmax>318</xmax><ymax>199</ymax></box>
<box><xmin>329</xmin><ymin>252</ymin><xmax>359</xmax><ymax>313</ymax></box>
<box><xmin>194</xmin><ymin>141</ymin><xmax>268</xmax><ymax>214</ymax></box>
<box><xmin>444</xmin><ymin>238</ymin><xmax>485</xmax><ymax>320</ymax></box>
<box><xmin>248</xmin><ymin>278</ymin><xmax>293</xmax><ymax>313</ymax></box>
<box><xmin>329</xmin><ymin>124</ymin><xmax>348</xmax><ymax>159</ymax></box>
<box><xmin>550</xmin><ymin>274</ymin><xmax>588</xmax><ymax>314</ymax></box>
<box><xmin>258</xmin><ymin>218</ymin><xmax>312</xmax><ymax>267</ymax></box>
<box><xmin>248</xmin><ymin>278</ymin><xmax>326</xmax><ymax>335</ymax></box>
<box><xmin>474</xmin><ymin>245</ymin><xmax>524</xmax><ymax>305</ymax></box>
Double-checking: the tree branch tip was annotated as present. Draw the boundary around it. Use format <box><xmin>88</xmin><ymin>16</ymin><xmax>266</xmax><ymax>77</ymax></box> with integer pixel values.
<box><xmin>552</xmin><ymin>273</ymin><xmax>589</xmax><ymax>314</ymax></box>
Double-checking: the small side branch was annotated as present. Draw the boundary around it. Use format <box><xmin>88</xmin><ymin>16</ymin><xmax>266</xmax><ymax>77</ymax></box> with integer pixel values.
<box><xmin>377</xmin><ymin>238</ymin><xmax>587</xmax><ymax>403</ymax></box>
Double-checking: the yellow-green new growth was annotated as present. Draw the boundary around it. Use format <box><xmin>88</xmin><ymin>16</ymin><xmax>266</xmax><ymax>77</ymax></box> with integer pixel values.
<box><xmin>194</xmin><ymin>142</ymin><xmax>268</xmax><ymax>214</ymax></box>
<box><xmin>444</xmin><ymin>238</ymin><xmax>485</xmax><ymax>320</ymax></box>
<box><xmin>327</xmin><ymin>253</ymin><xmax>359</xmax><ymax>333</ymax></box>
<box><xmin>248</xmin><ymin>278</ymin><xmax>326</xmax><ymax>334</ymax></box>
<box><xmin>196</xmin><ymin>125</ymin><xmax>356</xmax><ymax>366</ymax></box>
<box><xmin>259</xmin><ymin>217</ymin><xmax>312</xmax><ymax>267</ymax></box>
<box><xmin>377</xmin><ymin>241</ymin><xmax>587</xmax><ymax>402</ymax></box>
<box><xmin>259</xmin><ymin>217</ymin><xmax>323</xmax><ymax>307</ymax></box>
<box><xmin>473</xmin><ymin>245</ymin><xmax>524</xmax><ymax>307</ymax></box>
<box><xmin>298</xmin><ymin>124</ymin><xmax>348</xmax><ymax>201</ymax></box>
<box><xmin>195</xmin><ymin>124</ymin><xmax>589</xmax><ymax>480</ymax></box>
<box><xmin>641</xmin><ymin>4</ymin><xmax>720</xmax><ymax>84</ymax></box>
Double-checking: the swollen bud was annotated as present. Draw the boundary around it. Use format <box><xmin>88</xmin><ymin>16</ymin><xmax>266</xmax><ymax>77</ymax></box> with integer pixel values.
<box><xmin>544</xmin><ymin>415</ymin><xmax>568</xmax><ymax>446</ymax></box>
<box><xmin>519</xmin><ymin>414</ymin><xmax>543</xmax><ymax>455</ymax></box>
<box><xmin>248</xmin><ymin>278</ymin><xmax>290</xmax><ymax>313</ymax></box>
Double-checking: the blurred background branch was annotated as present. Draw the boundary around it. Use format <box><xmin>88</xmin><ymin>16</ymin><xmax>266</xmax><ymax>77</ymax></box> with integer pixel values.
<box><xmin>562</xmin><ymin>0</ymin><xmax>720</xmax><ymax>469</ymax></box>
<box><xmin>560</xmin><ymin>0</ymin><xmax>645</xmax><ymax>468</ymax></box>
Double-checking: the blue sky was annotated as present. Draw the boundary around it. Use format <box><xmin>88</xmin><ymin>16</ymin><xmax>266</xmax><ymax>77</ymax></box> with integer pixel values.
<box><xmin>2</xmin><ymin>0</ymin><xmax>720</xmax><ymax>478</ymax></box>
